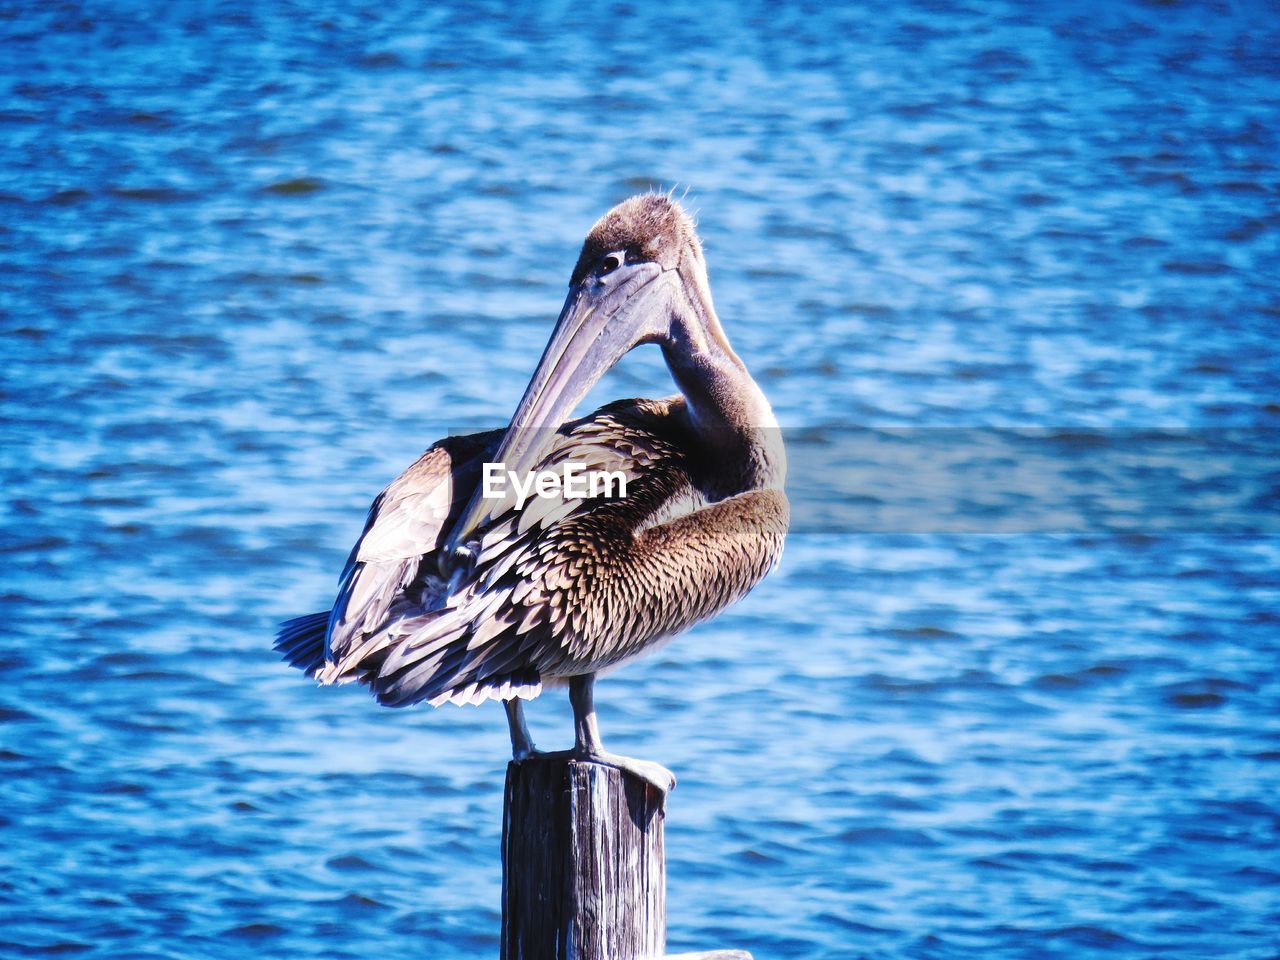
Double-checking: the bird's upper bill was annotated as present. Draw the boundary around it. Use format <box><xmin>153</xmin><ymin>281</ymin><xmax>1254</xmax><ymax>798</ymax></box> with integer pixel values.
<box><xmin>445</xmin><ymin>194</ymin><xmax>713</xmax><ymax>559</ymax></box>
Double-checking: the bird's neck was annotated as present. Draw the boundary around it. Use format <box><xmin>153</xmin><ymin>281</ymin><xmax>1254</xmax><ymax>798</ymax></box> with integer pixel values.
<box><xmin>662</xmin><ymin>327</ymin><xmax>786</xmax><ymax>496</ymax></box>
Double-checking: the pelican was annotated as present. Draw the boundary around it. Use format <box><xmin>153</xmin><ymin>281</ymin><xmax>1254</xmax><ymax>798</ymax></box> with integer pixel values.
<box><xmin>276</xmin><ymin>195</ymin><xmax>788</xmax><ymax>791</ymax></box>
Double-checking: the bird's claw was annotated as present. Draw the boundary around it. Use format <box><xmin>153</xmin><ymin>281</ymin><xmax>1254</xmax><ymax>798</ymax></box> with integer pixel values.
<box><xmin>443</xmin><ymin>542</ymin><xmax>477</xmax><ymax>590</ymax></box>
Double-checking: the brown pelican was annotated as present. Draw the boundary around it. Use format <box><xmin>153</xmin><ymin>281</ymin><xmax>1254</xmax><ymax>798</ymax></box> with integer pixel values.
<box><xmin>276</xmin><ymin>195</ymin><xmax>788</xmax><ymax>791</ymax></box>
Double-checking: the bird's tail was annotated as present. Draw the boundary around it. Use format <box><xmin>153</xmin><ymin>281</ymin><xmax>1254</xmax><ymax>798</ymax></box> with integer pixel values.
<box><xmin>275</xmin><ymin>611</ymin><xmax>330</xmax><ymax>677</ymax></box>
<box><xmin>275</xmin><ymin>600</ymin><xmax>543</xmax><ymax>707</ymax></box>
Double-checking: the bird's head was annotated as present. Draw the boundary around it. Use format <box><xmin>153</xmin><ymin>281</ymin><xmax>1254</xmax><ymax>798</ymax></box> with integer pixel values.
<box><xmin>570</xmin><ymin>193</ymin><xmax>704</xmax><ymax>286</ymax></box>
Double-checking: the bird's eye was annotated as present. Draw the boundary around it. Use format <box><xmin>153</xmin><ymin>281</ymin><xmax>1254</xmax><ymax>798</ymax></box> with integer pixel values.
<box><xmin>599</xmin><ymin>253</ymin><xmax>622</xmax><ymax>276</ymax></box>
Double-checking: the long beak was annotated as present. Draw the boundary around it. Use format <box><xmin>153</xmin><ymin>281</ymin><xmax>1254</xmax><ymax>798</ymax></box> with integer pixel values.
<box><xmin>445</xmin><ymin>264</ymin><xmax>670</xmax><ymax>561</ymax></box>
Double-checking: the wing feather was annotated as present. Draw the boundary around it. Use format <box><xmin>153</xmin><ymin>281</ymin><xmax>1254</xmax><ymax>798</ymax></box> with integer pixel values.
<box><xmin>324</xmin><ymin>430</ymin><xmax>501</xmax><ymax>662</ymax></box>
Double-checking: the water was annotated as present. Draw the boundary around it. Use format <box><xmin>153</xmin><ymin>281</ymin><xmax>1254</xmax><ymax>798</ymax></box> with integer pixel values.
<box><xmin>3</xmin><ymin>2</ymin><xmax>1279</xmax><ymax>957</ymax></box>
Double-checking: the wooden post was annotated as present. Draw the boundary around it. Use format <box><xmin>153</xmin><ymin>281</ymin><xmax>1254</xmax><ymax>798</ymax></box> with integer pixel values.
<box><xmin>502</xmin><ymin>757</ymin><xmax>666</xmax><ymax>960</ymax></box>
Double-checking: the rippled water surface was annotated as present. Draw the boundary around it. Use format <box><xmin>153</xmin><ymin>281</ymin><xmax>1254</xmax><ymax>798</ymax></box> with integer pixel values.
<box><xmin>3</xmin><ymin>2</ymin><xmax>1279</xmax><ymax>958</ymax></box>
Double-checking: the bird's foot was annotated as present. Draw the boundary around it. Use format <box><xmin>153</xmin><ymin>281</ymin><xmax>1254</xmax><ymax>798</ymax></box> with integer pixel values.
<box><xmin>514</xmin><ymin>748</ymin><xmax>676</xmax><ymax>795</ymax></box>
<box><xmin>574</xmin><ymin>749</ymin><xmax>677</xmax><ymax>796</ymax></box>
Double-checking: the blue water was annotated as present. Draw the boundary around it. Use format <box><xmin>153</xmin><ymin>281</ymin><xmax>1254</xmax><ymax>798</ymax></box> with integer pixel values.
<box><xmin>3</xmin><ymin>2</ymin><xmax>1279</xmax><ymax>958</ymax></box>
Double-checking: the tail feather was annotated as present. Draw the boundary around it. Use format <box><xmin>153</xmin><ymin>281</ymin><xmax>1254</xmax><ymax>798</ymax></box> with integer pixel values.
<box><xmin>277</xmin><ymin>601</ymin><xmax>544</xmax><ymax>708</ymax></box>
<box><xmin>275</xmin><ymin>611</ymin><xmax>330</xmax><ymax>677</ymax></box>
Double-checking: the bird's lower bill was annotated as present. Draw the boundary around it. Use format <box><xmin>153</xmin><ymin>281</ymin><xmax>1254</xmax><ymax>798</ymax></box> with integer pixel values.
<box><xmin>446</xmin><ymin>264</ymin><xmax>671</xmax><ymax>555</ymax></box>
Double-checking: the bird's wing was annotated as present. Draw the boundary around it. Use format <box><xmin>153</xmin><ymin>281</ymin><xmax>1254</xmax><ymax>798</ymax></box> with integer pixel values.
<box><xmin>324</xmin><ymin>429</ymin><xmax>501</xmax><ymax>663</ymax></box>
<box><xmin>331</xmin><ymin>398</ymin><xmax>789</xmax><ymax>708</ymax></box>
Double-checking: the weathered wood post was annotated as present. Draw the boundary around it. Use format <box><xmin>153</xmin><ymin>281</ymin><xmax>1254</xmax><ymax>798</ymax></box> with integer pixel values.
<box><xmin>502</xmin><ymin>757</ymin><xmax>666</xmax><ymax>960</ymax></box>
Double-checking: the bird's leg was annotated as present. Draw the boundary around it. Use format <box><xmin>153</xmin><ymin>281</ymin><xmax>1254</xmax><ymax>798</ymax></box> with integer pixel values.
<box><xmin>505</xmin><ymin>698</ymin><xmax>538</xmax><ymax>760</ymax></box>
<box><xmin>569</xmin><ymin>672</ymin><xmax>603</xmax><ymax>754</ymax></box>
<box><xmin>568</xmin><ymin>673</ymin><xmax>676</xmax><ymax>795</ymax></box>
